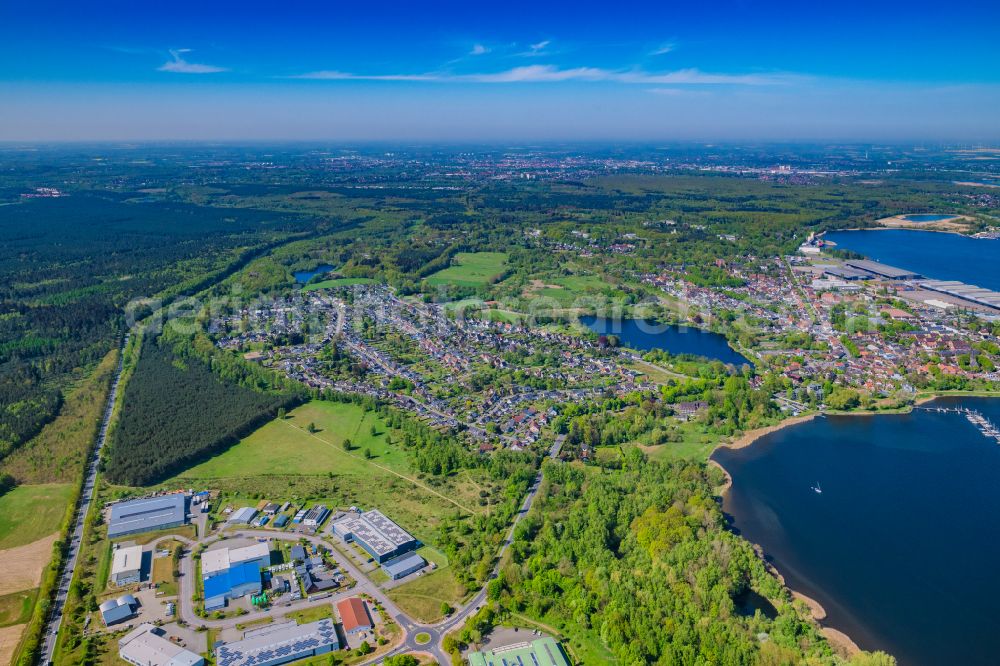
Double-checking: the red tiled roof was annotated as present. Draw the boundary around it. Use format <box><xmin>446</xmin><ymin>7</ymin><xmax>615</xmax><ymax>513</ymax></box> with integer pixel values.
<box><xmin>337</xmin><ymin>597</ymin><xmax>371</xmax><ymax>632</ymax></box>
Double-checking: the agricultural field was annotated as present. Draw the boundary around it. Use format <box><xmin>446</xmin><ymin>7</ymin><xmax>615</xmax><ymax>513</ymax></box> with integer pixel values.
<box><xmin>521</xmin><ymin>274</ymin><xmax>611</xmax><ymax>308</ymax></box>
<box><xmin>0</xmin><ymin>589</ymin><xmax>35</xmax><ymax>627</ymax></box>
<box><xmin>424</xmin><ymin>252</ymin><xmax>508</xmax><ymax>287</ymax></box>
<box><xmin>0</xmin><ymin>484</ymin><xmax>73</xmax><ymax>550</ymax></box>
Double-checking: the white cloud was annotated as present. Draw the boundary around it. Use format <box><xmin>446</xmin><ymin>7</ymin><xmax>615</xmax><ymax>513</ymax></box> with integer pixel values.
<box><xmin>464</xmin><ymin>65</ymin><xmax>610</xmax><ymax>83</ymax></box>
<box><xmin>158</xmin><ymin>49</ymin><xmax>227</xmax><ymax>74</ymax></box>
<box><xmin>650</xmin><ymin>42</ymin><xmax>677</xmax><ymax>56</ymax></box>
<box><xmin>516</xmin><ymin>40</ymin><xmax>551</xmax><ymax>57</ymax></box>
<box><xmin>292</xmin><ymin>64</ymin><xmax>791</xmax><ymax>86</ymax></box>
<box><xmin>292</xmin><ymin>70</ymin><xmax>438</xmax><ymax>81</ymax></box>
<box><xmin>470</xmin><ymin>43</ymin><xmax>489</xmax><ymax>56</ymax></box>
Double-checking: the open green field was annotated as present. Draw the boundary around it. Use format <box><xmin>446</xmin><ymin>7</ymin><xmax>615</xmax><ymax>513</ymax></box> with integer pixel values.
<box><xmin>524</xmin><ymin>274</ymin><xmax>610</xmax><ymax>308</ymax></box>
<box><xmin>161</xmin><ymin>401</ymin><xmax>485</xmax><ymax>550</ymax></box>
<box><xmin>425</xmin><ymin>252</ymin><xmax>508</xmax><ymax>287</ymax></box>
<box><xmin>387</xmin><ymin>546</ymin><xmax>466</xmax><ymax>622</ymax></box>
<box><xmin>166</xmin><ymin>401</ymin><xmax>410</xmax><ymax>479</ymax></box>
<box><xmin>302</xmin><ymin>277</ymin><xmax>376</xmax><ymax>291</ymax></box>
<box><xmin>0</xmin><ymin>483</ymin><xmax>73</xmax><ymax>549</ymax></box>
<box><xmin>0</xmin><ymin>589</ymin><xmax>36</xmax><ymax>627</ymax></box>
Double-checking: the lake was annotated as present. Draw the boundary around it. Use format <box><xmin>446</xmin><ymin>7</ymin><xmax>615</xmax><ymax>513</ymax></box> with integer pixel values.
<box><xmin>292</xmin><ymin>264</ymin><xmax>335</xmax><ymax>283</ymax></box>
<box><xmin>713</xmin><ymin>397</ymin><xmax>1000</xmax><ymax>666</ymax></box>
<box><xmin>580</xmin><ymin>316</ymin><xmax>751</xmax><ymax>366</ymax></box>
<box><xmin>825</xmin><ymin>229</ymin><xmax>1000</xmax><ymax>291</ymax></box>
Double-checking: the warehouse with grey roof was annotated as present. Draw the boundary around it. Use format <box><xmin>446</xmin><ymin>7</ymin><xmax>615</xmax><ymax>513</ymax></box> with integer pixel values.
<box><xmin>215</xmin><ymin>619</ymin><xmax>339</xmax><ymax>666</ymax></box>
<box><xmin>108</xmin><ymin>494</ymin><xmax>187</xmax><ymax>538</ymax></box>
<box><xmin>332</xmin><ymin>509</ymin><xmax>419</xmax><ymax>563</ymax></box>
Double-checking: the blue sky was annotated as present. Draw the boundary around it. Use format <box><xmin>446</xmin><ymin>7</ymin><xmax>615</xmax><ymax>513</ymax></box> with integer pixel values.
<box><xmin>1</xmin><ymin>0</ymin><xmax>999</xmax><ymax>141</ymax></box>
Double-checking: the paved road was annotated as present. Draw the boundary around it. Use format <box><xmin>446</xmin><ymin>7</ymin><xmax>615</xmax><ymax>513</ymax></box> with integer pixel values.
<box><xmin>177</xmin><ymin>434</ymin><xmax>565</xmax><ymax>666</ymax></box>
<box><xmin>39</xmin><ymin>336</ymin><xmax>129</xmax><ymax>665</ymax></box>
<box><xmin>379</xmin><ymin>434</ymin><xmax>565</xmax><ymax>665</ymax></box>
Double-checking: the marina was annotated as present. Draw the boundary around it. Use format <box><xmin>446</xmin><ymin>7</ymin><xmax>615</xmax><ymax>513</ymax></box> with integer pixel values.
<box><xmin>913</xmin><ymin>405</ymin><xmax>1000</xmax><ymax>443</ymax></box>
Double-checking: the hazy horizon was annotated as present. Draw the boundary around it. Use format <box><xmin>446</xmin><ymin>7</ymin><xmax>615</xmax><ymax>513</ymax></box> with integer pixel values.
<box><xmin>2</xmin><ymin>0</ymin><xmax>999</xmax><ymax>142</ymax></box>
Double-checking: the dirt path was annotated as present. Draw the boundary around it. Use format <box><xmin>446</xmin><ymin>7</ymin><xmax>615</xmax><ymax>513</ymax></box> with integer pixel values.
<box><xmin>0</xmin><ymin>532</ymin><xmax>58</xmax><ymax>596</ymax></box>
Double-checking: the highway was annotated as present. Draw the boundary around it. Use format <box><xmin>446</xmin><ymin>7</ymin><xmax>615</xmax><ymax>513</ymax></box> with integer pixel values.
<box><xmin>39</xmin><ymin>335</ymin><xmax>129</xmax><ymax>665</ymax></box>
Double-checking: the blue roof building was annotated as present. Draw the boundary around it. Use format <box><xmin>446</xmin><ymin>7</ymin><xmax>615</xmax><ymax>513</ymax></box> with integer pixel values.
<box><xmin>204</xmin><ymin>562</ymin><xmax>263</xmax><ymax>611</ymax></box>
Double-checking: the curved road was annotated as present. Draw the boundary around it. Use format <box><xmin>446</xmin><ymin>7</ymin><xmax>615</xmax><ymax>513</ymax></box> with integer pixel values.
<box><xmin>175</xmin><ymin>433</ymin><xmax>563</xmax><ymax>665</ymax></box>
<box><xmin>42</xmin><ymin>334</ymin><xmax>558</xmax><ymax>666</ymax></box>
<box><xmin>39</xmin><ymin>335</ymin><xmax>129</xmax><ymax>665</ymax></box>
<box><xmin>380</xmin><ymin>433</ymin><xmax>563</xmax><ymax>664</ymax></box>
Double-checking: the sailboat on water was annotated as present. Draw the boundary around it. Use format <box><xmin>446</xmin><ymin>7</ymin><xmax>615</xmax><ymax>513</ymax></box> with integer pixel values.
<box><xmin>811</xmin><ymin>482</ymin><xmax>822</xmax><ymax>494</ymax></box>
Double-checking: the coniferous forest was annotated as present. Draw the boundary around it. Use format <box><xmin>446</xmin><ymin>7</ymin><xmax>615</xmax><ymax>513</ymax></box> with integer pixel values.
<box><xmin>104</xmin><ymin>337</ymin><xmax>301</xmax><ymax>485</ymax></box>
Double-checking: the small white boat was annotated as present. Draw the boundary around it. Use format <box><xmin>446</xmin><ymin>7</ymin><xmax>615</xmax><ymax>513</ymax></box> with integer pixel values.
<box><xmin>812</xmin><ymin>482</ymin><xmax>822</xmax><ymax>494</ymax></box>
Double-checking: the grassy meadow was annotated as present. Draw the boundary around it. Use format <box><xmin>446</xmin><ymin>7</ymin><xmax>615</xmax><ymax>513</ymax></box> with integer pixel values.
<box><xmin>425</xmin><ymin>252</ymin><xmax>508</xmax><ymax>287</ymax></box>
<box><xmin>160</xmin><ymin>400</ymin><xmax>485</xmax><ymax>552</ymax></box>
<box><xmin>0</xmin><ymin>483</ymin><xmax>74</xmax><ymax>550</ymax></box>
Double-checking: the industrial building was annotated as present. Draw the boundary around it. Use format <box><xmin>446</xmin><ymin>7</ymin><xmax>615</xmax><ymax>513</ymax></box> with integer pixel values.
<box><xmin>332</xmin><ymin>509</ymin><xmax>419</xmax><ymax>563</ymax></box>
<box><xmin>99</xmin><ymin>594</ymin><xmax>139</xmax><ymax>626</ymax></box>
<box><xmin>302</xmin><ymin>504</ymin><xmax>329</xmax><ymax>527</ymax></box>
<box><xmin>844</xmin><ymin>259</ymin><xmax>922</xmax><ymax>280</ymax></box>
<box><xmin>381</xmin><ymin>552</ymin><xmax>426</xmax><ymax>580</ymax></box>
<box><xmin>202</xmin><ymin>542</ymin><xmax>271</xmax><ymax>610</ymax></box>
<box><xmin>919</xmin><ymin>280</ymin><xmax>1000</xmax><ymax>311</ymax></box>
<box><xmin>468</xmin><ymin>638</ymin><xmax>571</xmax><ymax>666</ymax></box>
<box><xmin>822</xmin><ymin>265</ymin><xmax>872</xmax><ymax>281</ymax></box>
<box><xmin>111</xmin><ymin>545</ymin><xmax>143</xmax><ymax>586</ymax></box>
<box><xmin>337</xmin><ymin>597</ymin><xmax>373</xmax><ymax>635</ymax></box>
<box><xmin>119</xmin><ymin>623</ymin><xmax>204</xmax><ymax>666</ymax></box>
<box><xmin>227</xmin><ymin>507</ymin><xmax>258</xmax><ymax>524</ymax></box>
<box><xmin>108</xmin><ymin>494</ymin><xmax>187</xmax><ymax>539</ymax></box>
<box><xmin>215</xmin><ymin>619</ymin><xmax>339</xmax><ymax>666</ymax></box>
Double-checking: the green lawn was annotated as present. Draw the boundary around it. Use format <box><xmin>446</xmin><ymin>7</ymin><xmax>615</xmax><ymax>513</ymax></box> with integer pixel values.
<box><xmin>302</xmin><ymin>277</ymin><xmax>376</xmax><ymax>292</ymax></box>
<box><xmin>0</xmin><ymin>483</ymin><xmax>73</xmax><ymax>549</ymax></box>
<box><xmin>425</xmin><ymin>252</ymin><xmax>509</xmax><ymax>287</ymax></box>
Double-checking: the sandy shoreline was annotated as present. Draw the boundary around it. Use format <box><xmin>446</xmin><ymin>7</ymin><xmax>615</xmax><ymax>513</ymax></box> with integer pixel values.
<box><xmin>719</xmin><ymin>413</ymin><xmax>819</xmax><ymax>451</ymax></box>
<box><xmin>711</xmin><ymin>393</ymin><xmax>1000</xmax><ymax>658</ymax></box>
<box><xmin>817</xmin><ymin>223</ymin><xmax>979</xmax><ymax>239</ymax></box>
<box><xmin>714</xmin><ymin>411</ymin><xmax>861</xmax><ymax>657</ymax></box>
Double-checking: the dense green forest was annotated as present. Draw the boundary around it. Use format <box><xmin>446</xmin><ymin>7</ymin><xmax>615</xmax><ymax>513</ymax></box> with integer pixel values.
<box><xmin>479</xmin><ymin>454</ymin><xmax>894</xmax><ymax>665</ymax></box>
<box><xmin>104</xmin><ymin>335</ymin><xmax>303</xmax><ymax>485</ymax></box>
<box><xmin>0</xmin><ymin>191</ymin><xmax>316</xmax><ymax>465</ymax></box>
